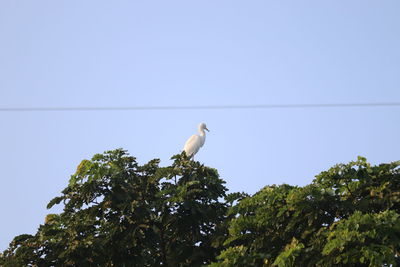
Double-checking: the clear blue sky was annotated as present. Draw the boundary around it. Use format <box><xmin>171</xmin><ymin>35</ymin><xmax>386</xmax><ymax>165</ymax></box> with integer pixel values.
<box><xmin>1</xmin><ymin>1</ymin><xmax>399</xmax><ymax>251</ymax></box>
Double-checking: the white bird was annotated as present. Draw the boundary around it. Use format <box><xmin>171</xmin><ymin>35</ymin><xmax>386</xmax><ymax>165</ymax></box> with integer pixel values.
<box><xmin>183</xmin><ymin>122</ymin><xmax>209</xmax><ymax>159</ymax></box>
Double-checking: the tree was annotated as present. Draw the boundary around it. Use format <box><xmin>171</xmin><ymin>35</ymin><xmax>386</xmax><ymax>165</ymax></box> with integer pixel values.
<box><xmin>1</xmin><ymin>152</ymin><xmax>400</xmax><ymax>267</ymax></box>
<box><xmin>0</xmin><ymin>149</ymin><xmax>228</xmax><ymax>266</ymax></box>
<box><xmin>210</xmin><ymin>157</ymin><xmax>400</xmax><ymax>266</ymax></box>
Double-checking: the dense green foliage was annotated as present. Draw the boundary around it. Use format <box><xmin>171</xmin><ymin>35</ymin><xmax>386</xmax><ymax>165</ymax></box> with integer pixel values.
<box><xmin>1</xmin><ymin>150</ymin><xmax>399</xmax><ymax>266</ymax></box>
<box><xmin>211</xmin><ymin>157</ymin><xmax>400</xmax><ymax>267</ymax></box>
<box><xmin>0</xmin><ymin>150</ymin><xmax>228</xmax><ymax>266</ymax></box>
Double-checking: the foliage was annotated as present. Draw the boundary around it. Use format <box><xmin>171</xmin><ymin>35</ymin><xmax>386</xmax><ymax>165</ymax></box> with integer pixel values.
<box><xmin>210</xmin><ymin>157</ymin><xmax>400</xmax><ymax>266</ymax></box>
<box><xmin>0</xmin><ymin>149</ymin><xmax>228</xmax><ymax>266</ymax></box>
<box><xmin>1</xmin><ymin>152</ymin><xmax>400</xmax><ymax>267</ymax></box>
<box><xmin>321</xmin><ymin>210</ymin><xmax>400</xmax><ymax>266</ymax></box>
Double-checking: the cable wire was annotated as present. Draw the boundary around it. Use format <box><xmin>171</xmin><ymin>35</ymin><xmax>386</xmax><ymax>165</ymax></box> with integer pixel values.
<box><xmin>0</xmin><ymin>102</ymin><xmax>400</xmax><ymax>112</ymax></box>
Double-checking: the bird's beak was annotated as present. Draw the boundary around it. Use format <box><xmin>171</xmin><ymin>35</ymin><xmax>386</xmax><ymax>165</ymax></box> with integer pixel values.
<box><xmin>205</xmin><ymin>127</ymin><xmax>210</xmax><ymax>132</ymax></box>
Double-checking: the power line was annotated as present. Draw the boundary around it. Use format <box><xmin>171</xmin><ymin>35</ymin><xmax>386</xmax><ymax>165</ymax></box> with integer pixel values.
<box><xmin>0</xmin><ymin>102</ymin><xmax>400</xmax><ymax>112</ymax></box>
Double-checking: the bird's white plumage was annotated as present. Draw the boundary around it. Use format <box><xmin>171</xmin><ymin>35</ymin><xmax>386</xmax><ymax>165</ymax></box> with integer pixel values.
<box><xmin>183</xmin><ymin>123</ymin><xmax>209</xmax><ymax>159</ymax></box>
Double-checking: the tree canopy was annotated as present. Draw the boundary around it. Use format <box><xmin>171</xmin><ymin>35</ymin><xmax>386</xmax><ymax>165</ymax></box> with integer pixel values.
<box><xmin>1</xmin><ymin>150</ymin><xmax>399</xmax><ymax>266</ymax></box>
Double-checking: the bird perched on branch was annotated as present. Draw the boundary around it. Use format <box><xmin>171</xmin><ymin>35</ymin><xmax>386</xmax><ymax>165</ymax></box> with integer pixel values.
<box><xmin>183</xmin><ymin>122</ymin><xmax>209</xmax><ymax>159</ymax></box>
